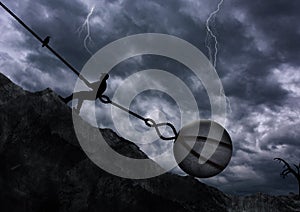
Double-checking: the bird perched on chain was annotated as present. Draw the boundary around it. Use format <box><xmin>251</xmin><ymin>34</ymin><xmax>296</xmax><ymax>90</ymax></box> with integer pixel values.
<box><xmin>42</xmin><ymin>36</ymin><xmax>50</xmax><ymax>47</ymax></box>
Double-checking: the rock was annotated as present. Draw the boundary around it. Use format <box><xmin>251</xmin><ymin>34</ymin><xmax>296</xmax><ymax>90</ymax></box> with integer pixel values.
<box><xmin>0</xmin><ymin>73</ymin><xmax>27</xmax><ymax>105</ymax></box>
<box><xmin>228</xmin><ymin>193</ymin><xmax>300</xmax><ymax>212</ymax></box>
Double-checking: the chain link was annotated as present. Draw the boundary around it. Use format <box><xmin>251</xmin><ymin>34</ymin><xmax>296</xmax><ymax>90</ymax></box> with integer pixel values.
<box><xmin>100</xmin><ymin>95</ymin><xmax>178</xmax><ymax>141</ymax></box>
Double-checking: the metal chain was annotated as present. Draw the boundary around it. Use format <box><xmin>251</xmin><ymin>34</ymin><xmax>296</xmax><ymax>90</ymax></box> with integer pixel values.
<box><xmin>100</xmin><ymin>95</ymin><xmax>178</xmax><ymax>141</ymax></box>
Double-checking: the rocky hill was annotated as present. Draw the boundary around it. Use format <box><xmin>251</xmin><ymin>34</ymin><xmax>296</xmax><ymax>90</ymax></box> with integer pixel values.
<box><xmin>0</xmin><ymin>73</ymin><xmax>299</xmax><ymax>211</ymax></box>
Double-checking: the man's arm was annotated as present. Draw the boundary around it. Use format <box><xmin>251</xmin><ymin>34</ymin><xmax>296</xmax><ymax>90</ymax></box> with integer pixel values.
<box><xmin>89</xmin><ymin>81</ymin><xmax>100</xmax><ymax>90</ymax></box>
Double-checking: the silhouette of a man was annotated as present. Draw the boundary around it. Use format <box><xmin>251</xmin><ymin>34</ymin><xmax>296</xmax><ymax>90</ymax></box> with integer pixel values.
<box><xmin>60</xmin><ymin>73</ymin><xmax>109</xmax><ymax>114</ymax></box>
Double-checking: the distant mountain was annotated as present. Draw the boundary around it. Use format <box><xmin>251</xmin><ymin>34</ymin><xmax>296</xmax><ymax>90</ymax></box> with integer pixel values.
<box><xmin>0</xmin><ymin>73</ymin><xmax>299</xmax><ymax>211</ymax></box>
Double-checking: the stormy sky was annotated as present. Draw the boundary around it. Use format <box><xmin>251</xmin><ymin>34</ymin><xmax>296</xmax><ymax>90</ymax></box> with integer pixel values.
<box><xmin>0</xmin><ymin>0</ymin><xmax>300</xmax><ymax>195</ymax></box>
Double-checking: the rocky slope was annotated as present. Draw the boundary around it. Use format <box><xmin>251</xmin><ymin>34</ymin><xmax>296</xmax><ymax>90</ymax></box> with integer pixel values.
<box><xmin>0</xmin><ymin>73</ymin><xmax>299</xmax><ymax>211</ymax></box>
<box><xmin>229</xmin><ymin>193</ymin><xmax>300</xmax><ymax>212</ymax></box>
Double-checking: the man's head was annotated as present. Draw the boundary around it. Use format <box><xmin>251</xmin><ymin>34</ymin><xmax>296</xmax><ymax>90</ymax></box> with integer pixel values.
<box><xmin>100</xmin><ymin>73</ymin><xmax>109</xmax><ymax>81</ymax></box>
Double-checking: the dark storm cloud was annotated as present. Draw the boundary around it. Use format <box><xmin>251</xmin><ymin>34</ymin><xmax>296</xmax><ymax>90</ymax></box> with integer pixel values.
<box><xmin>17</xmin><ymin>0</ymin><xmax>91</xmax><ymax>69</ymax></box>
<box><xmin>0</xmin><ymin>0</ymin><xmax>299</xmax><ymax>195</ymax></box>
<box><xmin>234</xmin><ymin>0</ymin><xmax>300</xmax><ymax>65</ymax></box>
<box><xmin>215</xmin><ymin>9</ymin><xmax>292</xmax><ymax>108</ymax></box>
<box><xmin>218</xmin><ymin>0</ymin><xmax>300</xmax><ymax>107</ymax></box>
<box><xmin>261</xmin><ymin>123</ymin><xmax>300</xmax><ymax>151</ymax></box>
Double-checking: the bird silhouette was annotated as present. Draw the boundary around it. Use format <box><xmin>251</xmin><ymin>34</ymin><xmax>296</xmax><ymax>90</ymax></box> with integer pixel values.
<box><xmin>42</xmin><ymin>36</ymin><xmax>50</xmax><ymax>47</ymax></box>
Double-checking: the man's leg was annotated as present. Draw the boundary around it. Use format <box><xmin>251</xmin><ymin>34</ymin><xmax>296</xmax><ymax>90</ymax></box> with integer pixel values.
<box><xmin>59</xmin><ymin>94</ymin><xmax>73</xmax><ymax>104</ymax></box>
<box><xmin>60</xmin><ymin>91</ymin><xmax>94</xmax><ymax>114</ymax></box>
<box><xmin>74</xmin><ymin>98</ymin><xmax>84</xmax><ymax>114</ymax></box>
<box><xmin>73</xmin><ymin>91</ymin><xmax>93</xmax><ymax>114</ymax></box>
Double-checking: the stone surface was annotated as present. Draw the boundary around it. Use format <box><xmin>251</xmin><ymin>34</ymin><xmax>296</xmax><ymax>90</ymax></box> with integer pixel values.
<box><xmin>174</xmin><ymin>120</ymin><xmax>232</xmax><ymax>178</ymax></box>
<box><xmin>228</xmin><ymin>193</ymin><xmax>300</xmax><ymax>212</ymax></box>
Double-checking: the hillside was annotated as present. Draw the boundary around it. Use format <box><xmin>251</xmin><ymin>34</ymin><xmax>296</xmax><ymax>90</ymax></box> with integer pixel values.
<box><xmin>0</xmin><ymin>73</ymin><xmax>299</xmax><ymax>211</ymax></box>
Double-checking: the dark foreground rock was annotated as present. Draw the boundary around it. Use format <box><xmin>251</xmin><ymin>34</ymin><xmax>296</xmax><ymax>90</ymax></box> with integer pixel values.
<box><xmin>0</xmin><ymin>73</ymin><xmax>299</xmax><ymax>211</ymax></box>
<box><xmin>229</xmin><ymin>193</ymin><xmax>300</xmax><ymax>212</ymax></box>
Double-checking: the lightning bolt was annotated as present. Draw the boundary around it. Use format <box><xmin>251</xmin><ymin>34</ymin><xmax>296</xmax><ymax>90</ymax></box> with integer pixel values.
<box><xmin>205</xmin><ymin>0</ymin><xmax>224</xmax><ymax>68</ymax></box>
<box><xmin>205</xmin><ymin>0</ymin><xmax>232</xmax><ymax>114</ymax></box>
<box><xmin>77</xmin><ymin>6</ymin><xmax>95</xmax><ymax>55</ymax></box>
